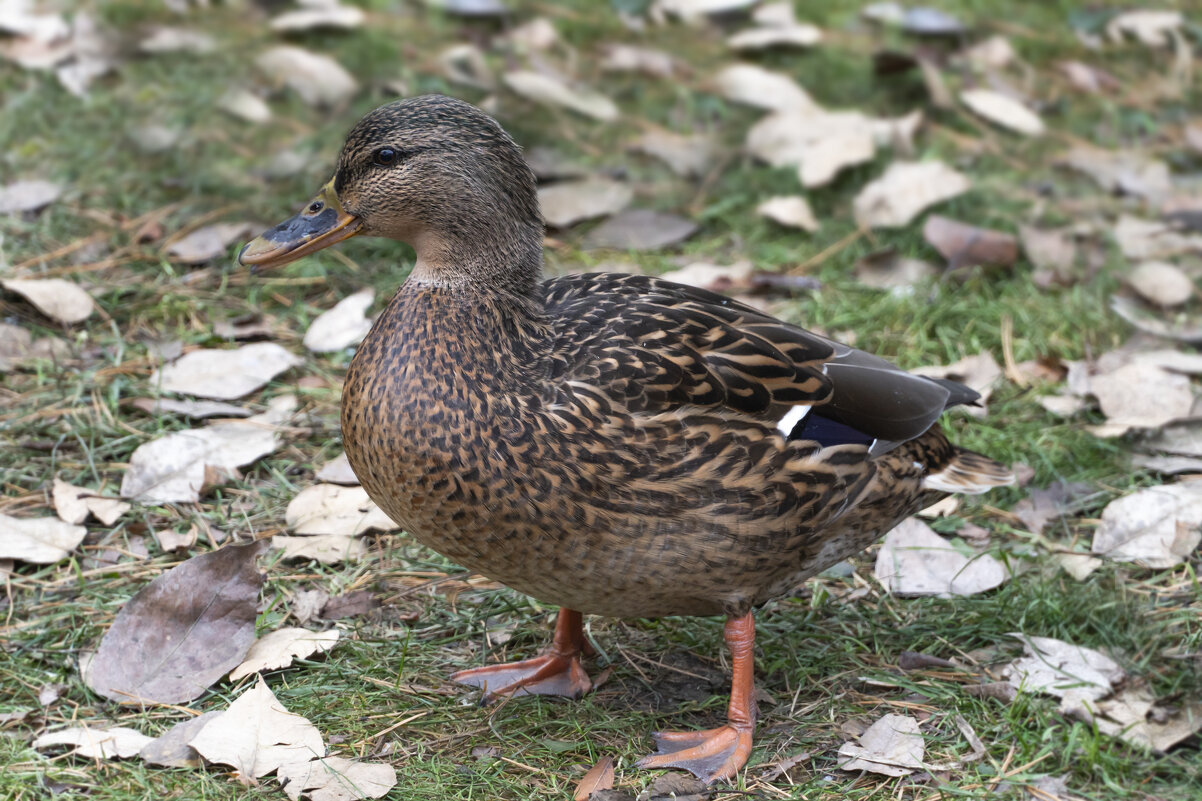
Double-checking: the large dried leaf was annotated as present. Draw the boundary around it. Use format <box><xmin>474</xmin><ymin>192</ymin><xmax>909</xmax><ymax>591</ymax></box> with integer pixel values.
<box><xmin>1061</xmin><ymin>150</ymin><xmax>1171</xmax><ymax>202</ymax></box>
<box><xmin>278</xmin><ymin>755</ymin><xmax>397</xmax><ymax>801</ymax></box>
<box><xmin>727</xmin><ymin>24</ymin><xmax>822</xmax><ymax>51</ymax></box>
<box><xmin>166</xmin><ymin>222</ymin><xmax>257</xmax><ymax>263</ymax></box>
<box><xmin>503</xmin><ymin>71</ymin><xmax>618</xmax><ymax>121</ymax></box>
<box><xmin>1020</xmin><ymin>225</ymin><xmax>1078</xmax><ymax>285</ymax></box>
<box><xmin>87</xmin><ymin>541</ymin><xmax>266</xmax><ymax>704</ymax></box>
<box><xmin>0</xmin><ymin>179</ymin><xmax>61</xmax><ymax>214</ymax></box>
<box><xmin>189</xmin><ymin>675</ymin><xmax>325</xmax><ymax>781</ymax></box>
<box><xmin>539</xmin><ymin>179</ymin><xmax>632</xmax><ymax>228</ymax></box>
<box><xmin>853</xmin><ymin>161</ymin><xmax>970</xmax><ymax>228</ymax></box>
<box><xmin>1106</xmin><ymin>10</ymin><xmax>1182</xmax><ymax>47</ymax></box>
<box><xmin>229</xmin><ymin>628</ymin><xmax>340</xmax><ymax>682</ymax></box>
<box><xmin>151</xmin><ymin>343</ymin><xmax>301</xmax><ymax>400</ymax></box>
<box><xmin>1126</xmin><ymin>262</ymin><xmax>1193</xmax><ymax>307</ymax></box>
<box><xmin>1088</xmin><ymin>363</ymin><xmax>1192</xmax><ymax>437</ymax></box>
<box><xmin>1077</xmin><ymin>688</ymin><xmax>1202</xmax><ymax>752</ymax></box>
<box><xmin>130</xmin><ymin>397</ymin><xmax>251</xmax><ymax>420</ymax></box>
<box><xmin>285</xmin><ymin>484</ymin><xmax>398</xmax><ymax>536</ymax></box>
<box><xmin>304</xmin><ymin>289</ymin><xmax>374</xmax><ymax>353</ymax></box>
<box><xmin>139</xmin><ymin>27</ymin><xmax>215</xmax><ymax>54</ymax></box>
<box><xmin>960</xmin><ymin>89</ymin><xmax>1044</xmax><ymax>136</ymax></box>
<box><xmin>654</xmin><ymin>0</ymin><xmax>758</xmax><ymax>20</ymax></box>
<box><xmin>52</xmin><ymin>477</ymin><xmax>129</xmax><ymax>526</ymax></box>
<box><xmin>922</xmin><ymin>216</ymin><xmax>1018</xmax><ymax>270</ymax></box>
<box><xmin>272</xmin><ymin>535</ymin><xmax>368</xmax><ymax>565</ymax></box>
<box><xmin>874</xmin><ymin>518</ymin><xmax>1010</xmax><ymax>597</ymax></box>
<box><xmin>1092</xmin><ymin>483</ymin><xmax>1202</xmax><ymax>568</ymax></box>
<box><xmin>139</xmin><ymin>711</ymin><xmax>222</xmax><ymax>768</ymax></box>
<box><xmin>0</xmin><ymin>321</ymin><xmax>69</xmax><ymax>371</ymax></box>
<box><xmin>714</xmin><ymin>64</ymin><xmax>817</xmax><ymax>112</ymax></box>
<box><xmin>582</xmin><ymin>210</ymin><xmax>698</xmax><ymax>251</ymax></box>
<box><xmin>854</xmin><ymin>248</ymin><xmax>936</xmax><ymax>292</ymax></box>
<box><xmin>256</xmin><ymin>46</ymin><xmax>358</xmax><ymax>107</ymax></box>
<box><xmin>121</xmin><ymin>395</ymin><xmax>295</xmax><ymax>503</ymax></box>
<box><xmin>0</xmin><ymin>513</ymin><xmax>86</xmax><ymax>563</ymax></box>
<box><xmin>632</xmin><ymin>129</ymin><xmax>715</xmax><ymax>178</ymax></box>
<box><xmin>600</xmin><ymin>44</ymin><xmax>677</xmax><ymax>78</ymax></box>
<box><xmin>1004</xmin><ymin>634</ymin><xmax>1124</xmax><ymax>705</ymax></box>
<box><xmin>219</xmin><ymin>89</ymin><xmax>273</xmax><ymax>124</ymax></box>
<box><xmin>837</xmin><ymin>714</ymin><xmax>925</xmax><ymax>776</ymax></box>
<box><xmin>2</xmin><ymin>278</ymin><xmax>94</xmax><ymax>324</ymax></box>
<box><xmin>33</xmin><ymin>726</ymin><xmax>153</xmax><ymax>759</ymax></box>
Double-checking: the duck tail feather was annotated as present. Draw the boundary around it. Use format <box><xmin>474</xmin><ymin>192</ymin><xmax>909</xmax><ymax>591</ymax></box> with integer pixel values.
<box><xmin>922</xmin><ymin>449</ymin><xmax>1014</xmax><ymax>495</ymax></box>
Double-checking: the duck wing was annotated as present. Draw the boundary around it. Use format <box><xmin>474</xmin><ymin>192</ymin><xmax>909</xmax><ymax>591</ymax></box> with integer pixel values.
<box><xmin>542</xmin><ymin>273</ymin><xmax>975</xmax><ymax>452</ymax></box>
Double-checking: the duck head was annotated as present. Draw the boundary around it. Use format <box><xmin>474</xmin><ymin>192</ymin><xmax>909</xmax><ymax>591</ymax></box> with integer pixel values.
<box><xmin>239</xmin><ymin>95</ymin><xmax>544</xmax><ymax>289</ymax></box>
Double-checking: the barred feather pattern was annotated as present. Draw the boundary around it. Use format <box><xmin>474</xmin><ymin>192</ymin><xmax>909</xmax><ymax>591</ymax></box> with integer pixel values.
<box><xmin>342</xmin><ymin>272</ymin><xmax>1010</xmax><ymax>619</ymax></box>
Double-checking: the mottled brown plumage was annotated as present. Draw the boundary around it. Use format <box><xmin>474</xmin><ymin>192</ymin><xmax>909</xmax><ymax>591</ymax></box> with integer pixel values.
<box><xmin>240</xmin><ymin>94</ymin><xmax>1013</xmax><ymax>784</ymax></box>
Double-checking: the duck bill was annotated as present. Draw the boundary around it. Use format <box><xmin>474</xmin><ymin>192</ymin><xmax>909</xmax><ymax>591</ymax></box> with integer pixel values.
<box><xmin>238</xmin><ymin>179</ymin><xmax>362</xmax><ymax>269</ymax></box>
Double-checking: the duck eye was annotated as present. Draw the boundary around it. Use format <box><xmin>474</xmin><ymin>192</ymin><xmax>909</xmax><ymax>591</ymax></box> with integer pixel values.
<box><xmin>307</xmin><ymin>200</ymin><xmax>324</xmax><ymax>214</ymax></box>
<box><xmin>373</xmin><ymin>147</ymin><xmax>398</xmax><ymax>166</ymax></box>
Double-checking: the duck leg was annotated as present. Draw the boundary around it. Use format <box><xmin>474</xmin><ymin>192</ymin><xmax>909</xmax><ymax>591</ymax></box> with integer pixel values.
<box><xmin>451</xmin><ymin>608</ymin><xmax>593</xmax><ymax>699</ymax></box>
<box><xmin>636</xmin><ymin>612</ymin><xmax>757</xmax><ymax>784</ymax></box>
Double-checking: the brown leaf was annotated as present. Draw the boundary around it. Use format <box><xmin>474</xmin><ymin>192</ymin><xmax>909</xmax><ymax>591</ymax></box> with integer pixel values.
<box><xmin>574</xmin><ymin>755</ymin><xmax>615</xmax><ymax>800</ymax></box>
<box><xmin>503</xmin><ymin>71</ymin><xmax>618</xmax><ymax>121</ymax></box>
<box><xmin>129</xmin><ymin>397</ymin><xmax>251</xmax><ymax>419</ymax></box>
<box><xmin>600</xmin><ymin>44</ymin><xmax>677</xmax><ymax>78</ymax></box>
<box><xmin>270</xmin><ymin>5</ymin><xmax>365</xmax><ymax>33</ymax></box>
<box><xmin>757</xmin><ymin>196</ymin><xmax>819</xmax><ymax>232</ymax></box>
<box><xmin>0</xmin><ymin>514</ymin><xmax>87</xmax><ymax>564</ymax></box>
<box><xmin>539</xmin><ymin>179</ymin><xmax>632</xmax><ymax>228</ymax></box>
<box><xmin>278</xmin><ymin>755</ymin><xmax>397</xmax><ymax>800</ymax></box>
<box><xmin>714</xmin><ymin>63</ymin><xmax>817</xmax><ymax>112</ymax></box>
<box><xmin>33</xmin><ymin>726</ymin><xmax>153</xmax><ymax>759</ymax></box>
<box><xmin>1061</xmin><ymin>149</ymin><xmax>1171</xmax><ymax>202</ymax></box>
<box><xmin>837</xmin><ymin>713</ymin><xmax>925</xmax><ymax>776</ymax></box>
<box><xmin>632</xmin><ymin>129</ymin><xmax>716</xmax><ymax>178</ymax></box>
<box><xmin>272</xmin><ymin>535</ymin><xmax>369</xmax><ymax>565</ymax></box>
<box><xmin>854</xmin><ymin>248</ymin><xmax>936</xmax><ymax>291</ymax></box>
<box><xmin>315</xmin><ymin>452</ymin><xmax>360</xmax><ymax>485</ymax></box>
<box><xmin>0</xmin><ymin>179</ymin><xmax>61</xmax><ymax>214</ymax></box>
<box><xmin>1092</xmin><ymin>483</ymin><xmax>1202</xmax><ymax>568</ymax></box>
<box><xmin>923</xmin><ymin>216</ymin><xmax>1018</xmax><ymax>270</ymax></box>
<box><xmin>52</xmin><ymin>477</ymin><xmax>129</xmax><ymax>526</ymax></box>
<box><xmin>1019</xmin><ymin>225</ymin><xmax>1078</xmax><ymax>287</ymax></box>
<box><xmin>874</xmin><ymin>517</ymin><xmax>1010</xmax><ymax>597</ymax></box>
<box><xmin>1089</xmin><ymin>363</ymin><xmax>1193</xmax><ymax>437</ymax></box>
<box><xmin>960</xmin><ymin>89</ymin><xmax>1044</xmax><ymax>136</ymax></box>
<box><xmin>165</xmin><ymin>222</ymin><xmax>256</xmax><ymax>263</ymax></box>
<box><xmin>319</xmin><ymin>590</ymin><xmax>379</xmax><ymax>620</ymax></box>
<box><xmin>304</xmin><ymin>289</ymin><xmax>374</xmax><ymax>353</ymax></box>
<box><xmin>583</xmin><ymin>210</ymin><xmax>698</xmax><ymax>251</ymax></box>
<box><xmin>151</xmin><ymin>343</ymin><xmax>301</xmax><ymax>400</ymax></box>
<box><xmin>228</xmin><ymin>628</ymin><xmax>340</xmax><ymax>682</ymax></box>
<box><xmin>85</xmin><ymin>540</ymin><xmax>268</xmax><ymax>704</ymax></box>
<box><xmin>256</xmin><ymin>46</ymin><xmax>358</xmax><ymax>107</ymax></box>
<box><xmin>286</xmin><ymin>484</ymin><xmax>398</xmax><ymax>536</ymax></box>
<box><xmin>1127</xmin><ymin>261</ymin><xmax>1194</xmax><ymax>307</ymax></box>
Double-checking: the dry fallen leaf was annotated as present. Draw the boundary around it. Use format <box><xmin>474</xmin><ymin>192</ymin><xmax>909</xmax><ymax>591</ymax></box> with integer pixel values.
<box><xmin>1059</xmin><ymin>60</ymin><xmax>1120</xmax><ymax>94</ymax></box>
<box><xmin>277</xmin><ymin>755</ymin><xmax>397</xmax><ymax>801</ymax></box>
<box><xmin>632</xmin><ymin>129</ymin><xmax>715</xmax><ymax>178</ymax></box>
<box><xmin>52</xmin><ymin>478</ymin><xmax>129</xmax><ymax>526</ymax></box>
<box><xmin>874</xmin><ymin>517</ymin><xmax>1010</xmax><ymax>597</ymax></box>
<box><xmin>0</xmin><ymin>321</ymin><xmax>69</xmax><ymax>371</ymax></box>
<box><xmin>582</xmin><ymin>209</ymin><xmax>698</xmax><ymax>251</ymax></box>
<box><xmin>1091</xmin><ymin>483</ymin><xmax>1202</xmax><ymax>568</ymax></box>
<box><xmin>121</xmin><ymin>395</ymin><xmax>295</xmax><ymax>503</ymax></box>
<box><xmin>854</xmin><ymin>248</ymin><xmax>936</xmax><ymax>292</ymax></box>
<box><xmin>504</xmin><ymin>71</ymin><xmax>618</xmax><ymax>122</ymax></box>
<box><xmin>256</xmin><ymin>46</ymin><xmax>358</xmax><ymax>107</ymax></box>
<box><xmin>190</xmin><ymin>675</ymin><xmax>326</xmax><ymax>781</ymax></box>
<box><xmin>922</xmin><ymin>216</ymin><xmax>1018</xmax><ymax>270</ymax></box>
<box><xmin>33</xmin><ymin>726</ymin><xmax>153</xmax><ymax>760</ymax></box>
<box><xmin>574</xmin><ymin>755</ymin><xmax>616</xmax><ymax>800</ymax></box>
<box><xmin>1075</xmin><ymin>687</ymin><xmax>1202</xmax><ymax>752</ymax></box>
<box><xmin>745</xmin><ymin>109</ymin><xmax>880</xmax><ymax>184</ymax></box>
<box><xmin>853</xmin><ymin>161</ymin><xmax>971</xmax><ymax>228</ymax></box>
<box><xmin>129</xmin><ymin>397</ymin><xmax>251</xmax><ymax>419</ymax></box>
<box><xmin>139</xmin><ymin>711</ymin><xmax>222</xmax><ymax>768</ymax></box>
<box><xmin>1020</xmin><ymin>225</ymin><xmax>1078</xmax><ymax>286</ymax></box>
<box><xmin>85</xmin><ymin>540</ymin><xmax>267</xmax><ymax>705</ymax></box>
<box><xmin>0</xmin><ymin>179</ymin><xmax>61</xmax><ymax>214</ymax></box>
<box><xmin>714</xmin><ymin>64</ymin><xmax>817</xmax><ymax>113</ymax></box>
<box><xmin>2</xmin><ymin>278</ymin><xmax>94</xmax><ymax>324</ymax></box>
<box><xmin>151</xmin><ymin>343</ymin><xmax>302</xmax><ymax>400</ymax></box>
<box><xmin>229</xmin><ymin>628</ymin><xmax>340</xmax><ymax>682</ymax></box>
<box><xmin>1061</xmin><ymin>150</ymin><xmax>1171</xmax><ymax>202</ymax></box>
<box><xmin>304</xmin><ymin>289</ymin><xmax>374</xmax><ymax>353</ymax></box>
<box><xmin>0</xmin><ymin>513</ymin><xmax>87</xmax><ymax>563</ymax></box>
<box><xmin>270</xmin><ymin>4</ymin><xmax>365</xmax><ymax>32</ymax></box>
<box><xmin>166</xmin><ymin>222</ymin><xmax>257</xmax><ymax>263</ymax></box>
<box><xmin>286</xmin><ymin>484</ymin><xmax>398</xmax><ymax>537</ymax></box>
<box><xmin>1004</xmin><ymin>634</ymin><xmax>1124</xmax><ymax>707</ymax></box>
<box><xmin>272</xmin><ymin>535</ymin><xmax>369</xmax><ymax>565</ymax></box>
<box><xmin>757</xmin><ymin>196</ymin><xmax>819</xmax><ymax>232</ymax></box>
<box><xmin>599</xmin><ymin>44</ymin><xmax>677</xmax><ymax>78</ymax></box>
<box><xmin>219</xmin><ymin>88</ymin><xmax>273</xmax><ymax>124</ymax></box>
<box><xmin>654</xmin><ymin>0</ymin><xmax>758</xmax><ymax>21</ymax></box>
<box><xmin>1126</xmin><ymin>262</ymin><xmax>1193</xmax><ymax>307</ymax></box>
<box><xmin>960</xmin><ymin>89</ymin><xmax>1044</xmax><ymax>136</ymax></box>
<box><xmin>315</xmin><ymin>452</ymin><xmax>359</xmax><ymax>485</ymax></box>
<box><xmin>1106</xmin><ymin>10</ymin><xmax>1182</xmax><ymax>47</ymax></box>
<box><xmin>1088</xmin><ymin>363</ymin><xmax>1192</xmax><ymax>437</ymax></box>
<box><xmin>837</xmin><ymin>713</ymin><xmax>925</xmax><ymax>776</ymax></box>
<box><xmin>727</xmin><ymin>23</ymin><xmax>822</xmax><ymax>51</ymax></box>
<box><xmin>139</xmin><ymin>27</ymin><xmax>215</xmax><ymax>54</ymax></box>
<box><xmin>539</xmin><ymin>178</ymin><xmax>632</xmax><ymax>228</ymax></box>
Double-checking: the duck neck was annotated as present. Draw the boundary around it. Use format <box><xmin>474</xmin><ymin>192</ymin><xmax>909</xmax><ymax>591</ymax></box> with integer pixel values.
<box><xmin>408</xmin><ymin>222</ymin><xmax>544</xmax><ymax>304</ymax></box>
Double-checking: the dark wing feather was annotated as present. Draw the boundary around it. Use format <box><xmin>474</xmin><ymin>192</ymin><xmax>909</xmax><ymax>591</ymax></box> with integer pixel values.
<box><xmin>542</xmin><ymin>273</ymin><xmax>974</xmax><ymax>448</ymax></box>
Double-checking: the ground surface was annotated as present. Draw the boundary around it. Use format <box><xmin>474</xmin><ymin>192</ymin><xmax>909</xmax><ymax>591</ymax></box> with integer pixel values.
<box><xmin>1</xmin><ymin>1</ymin><xmax>1200</xmax><ymax>800</ymax></box>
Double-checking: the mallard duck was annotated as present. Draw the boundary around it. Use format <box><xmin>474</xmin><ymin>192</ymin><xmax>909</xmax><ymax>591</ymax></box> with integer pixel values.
<box><xmin>240</xmin><ymin>94</ymin><xmax>1013</xmax><ymax>784</ymax></box>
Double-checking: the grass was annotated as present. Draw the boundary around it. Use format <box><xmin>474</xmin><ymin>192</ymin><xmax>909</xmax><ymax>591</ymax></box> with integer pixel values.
<box><xmin>2</xmin><ymin>0</ymin><xmax>1200</xmax><ymax>799</ymax></box>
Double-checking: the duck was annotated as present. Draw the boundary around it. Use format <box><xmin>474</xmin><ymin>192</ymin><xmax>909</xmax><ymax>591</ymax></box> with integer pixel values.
<box><xmin>239</xmin><ymin>94</ymin><xmax>1013</xmax><ymax>785</ymax></box>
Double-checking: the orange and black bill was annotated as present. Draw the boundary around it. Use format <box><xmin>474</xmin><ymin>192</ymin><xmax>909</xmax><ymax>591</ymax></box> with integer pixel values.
<box><xmin>238</xmin><ymin>178</ymin><xmax>362</xmax><ymax>269</ymax></box>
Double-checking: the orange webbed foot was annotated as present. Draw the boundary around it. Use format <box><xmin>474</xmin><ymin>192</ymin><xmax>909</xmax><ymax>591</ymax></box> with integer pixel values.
<box><xmin>451</xmin><ymin>652</ymin><xmax>592</xmax><ymax>700</ymax></box>
<box><xmin>636</xmin><ymin>724</ymin><xmax>753</xmax><ymax>784</ymax></box>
